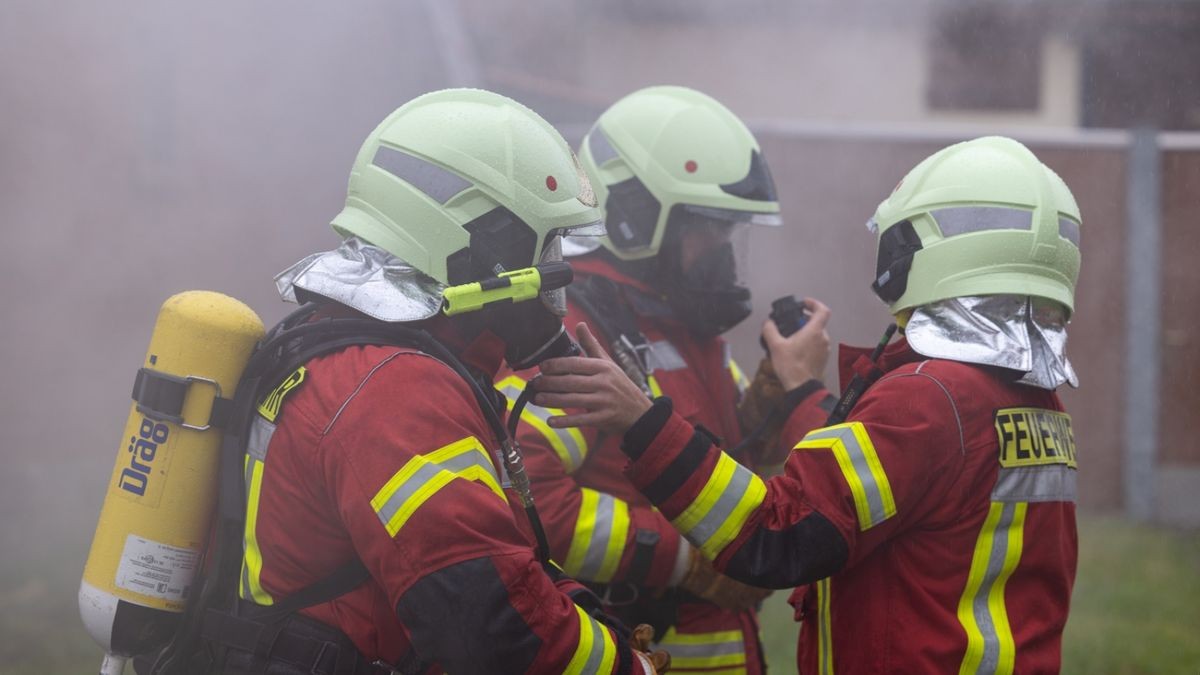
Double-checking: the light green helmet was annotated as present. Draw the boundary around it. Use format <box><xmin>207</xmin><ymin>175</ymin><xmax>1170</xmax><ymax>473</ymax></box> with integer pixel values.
<box><xmin>869</xmin><ymin>136</ymin><xmax>1082</xmax><ymax>316</ymax></box>
<box><xmin>332</xmin><ymin>88</ymin><xmax>602</xmax><ymax>286</ymax></box>
<box><xmin>575</xmin><ymin>85</ymin><xmax>781</xmax><ymax>260</ymax></box>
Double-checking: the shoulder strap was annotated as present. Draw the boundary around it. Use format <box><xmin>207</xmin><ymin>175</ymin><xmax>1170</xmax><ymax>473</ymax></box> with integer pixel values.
<box><xmin>248</xmin><ymin>560</ymin><xmax>371</xmax><ymax>624</ymax></box>
<box><xmin>153</xmin><ymin>306</ymin><xmax>467</xmax><ymax>674</ymax></box>
<box><xmin>567</xmin><ymin>276</ymin><xmax>647</xmax><ymax>352</ymax></box>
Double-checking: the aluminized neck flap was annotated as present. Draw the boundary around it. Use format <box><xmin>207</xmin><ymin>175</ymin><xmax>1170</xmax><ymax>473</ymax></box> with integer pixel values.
<box><xmin>275</xmin><ymin>237</ymin><xmax>445</xmax><ymax>323</ymax></box>
<box><xmin>905</xmin><ymin>294</ymin><xmax>1078</xmax><ymax>390</ymax></box>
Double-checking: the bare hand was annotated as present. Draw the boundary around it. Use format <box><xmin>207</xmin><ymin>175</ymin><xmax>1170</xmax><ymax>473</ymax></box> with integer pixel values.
<box><xmin>762</xmin><ymin>297</ymin><xmax>831</xmax><ymax>390</ymax></box>
<box><xmin>631</xmin><ymin>624</ymin><xmax>672</xmax><ymax>673</ymax></box>
<box><xmin>536</xmin><ymin>323</ymin><xmax>653</xmax><ymax>434</ymax></box>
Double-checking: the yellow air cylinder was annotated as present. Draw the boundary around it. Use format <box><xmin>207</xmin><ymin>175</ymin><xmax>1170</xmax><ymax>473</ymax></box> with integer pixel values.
<box><xmin>79</xmin><ymin>291</ymin><xmax>264</xmax><ymax>674</ymax></box>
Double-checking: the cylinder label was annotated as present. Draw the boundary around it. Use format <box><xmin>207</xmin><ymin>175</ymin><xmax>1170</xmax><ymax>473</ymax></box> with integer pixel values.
<box><xmin>115</xmin><ymin>535</ymin><xmax>199</xmax><ymax>603</ymax></box>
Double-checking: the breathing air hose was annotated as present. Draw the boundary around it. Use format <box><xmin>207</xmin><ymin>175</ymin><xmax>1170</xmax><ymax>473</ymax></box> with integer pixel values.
<box><xmin>505</xmin><ymin>377</ymin><xmax>553</xmax><ymax>563</ymax></box>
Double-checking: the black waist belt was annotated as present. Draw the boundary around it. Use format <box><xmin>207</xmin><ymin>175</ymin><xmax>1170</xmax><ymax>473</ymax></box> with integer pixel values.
<box><xmin>201</xmin><ymin>604</ymin><xmax>420</xmax><ymax>675</ymax></box>
<box><xmin>588</xmin><ymin>529</ymin><xmax>661</xmax><ymax>606</ymax></box>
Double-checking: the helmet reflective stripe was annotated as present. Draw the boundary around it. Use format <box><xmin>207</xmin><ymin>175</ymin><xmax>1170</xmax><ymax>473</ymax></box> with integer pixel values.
<box><xmin>932</xmin><ymin>206</ymin><xmax>1032</xmax><ymax>237</ymax></box>
<box><xmin>372</xmin><ymin>146</ymin><xmax>471</xmax><ymax>205</ymax></box>
<box><xmin>1058</xmin><ymin>217</ymin><xmax>1081</xmax><ymax>247</ymax></box>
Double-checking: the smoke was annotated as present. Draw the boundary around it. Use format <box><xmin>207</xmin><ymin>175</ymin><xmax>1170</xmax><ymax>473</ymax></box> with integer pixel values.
<box><xmin>1</xmin><ymin>0</ymin><xmax>1196</xmax><ymax>668</ymax></box>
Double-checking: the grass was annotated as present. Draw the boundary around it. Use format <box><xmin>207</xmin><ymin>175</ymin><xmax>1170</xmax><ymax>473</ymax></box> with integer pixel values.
<box><xmin>1</xmin><ymin>516</ymin><xmax>1195</xmax><ymax>674</ymax></box>
<box><xmin>1060</xmin><ymin>516</ymin><xmax>1200</xmax><ymax>674</ymax></box>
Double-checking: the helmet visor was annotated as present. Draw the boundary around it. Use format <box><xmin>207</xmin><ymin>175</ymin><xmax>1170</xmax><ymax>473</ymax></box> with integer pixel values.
<box><xmin>554</xmin><ymin>151</ymin><xmax>606</xmax><ymax>239</ymax></box>
<box><xmin>674</xmin><ymin>203</ymin><xmax>782</xmax><ymax>228</ymax></box>
<box><xmin>665</xmin><ymin>204</ymin><xmax>754</xmax><ymax>290</ymax></box>
<box><xmin>539</xmin><ymin>235</ymin><xmax>569</xmax><ymax>316</ymax></box>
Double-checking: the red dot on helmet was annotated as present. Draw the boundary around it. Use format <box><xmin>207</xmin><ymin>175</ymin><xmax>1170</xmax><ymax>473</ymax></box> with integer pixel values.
<box><xmin>685</xmin><ymin>160</ymin><xmax>698</xmax><ymax>173</ymax></box>
<box><xmin>546</xmin><ymin>175</ymin><xmax>558</xmax><ymax>191</ymax></box>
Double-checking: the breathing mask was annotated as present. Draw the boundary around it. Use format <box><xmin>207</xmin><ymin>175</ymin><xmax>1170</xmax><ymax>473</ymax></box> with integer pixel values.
<box><xmin>658</xmin><ymin>205</ymin><xmax>756</xmax><ymax>338</ymax></box>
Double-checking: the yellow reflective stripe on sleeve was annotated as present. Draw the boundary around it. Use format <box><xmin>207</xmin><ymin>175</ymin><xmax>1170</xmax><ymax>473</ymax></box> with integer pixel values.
<box><xmin>671</xmin><ymin>452</ymin><xmax>767</xmax><ymax>559</ymax></box>
<box><xmin>956</xmin><ymin>501</ymin><xmax>1027</xmax><ymax>675</ymax></box>
<box><xmin>563</xmin><ymin>488</ymin><xmax>631</xmax><ymax>583</ymax></box>
<box><xmin>647</xmin><ymin>374</ymin><xmax>663</xmax><ymax>398</ymax></box>
<box><xmin>240</xmin><ymin>454</ymin><xmax>273</xmax><ymax>605</ymax></box>
<box><xmin>564</xmin><ymin>603</ymin><xmax>617</xmax><ymax>675</ymax></box>
<box><xmin>370</xmin><ymin>436</ymin><xmax>506</xmax><ymax>538</ymax></box>
<box><xmin>817</xmin><ymin>578</ymin><xmax>833</xmax><ymax>675</ymax></box>
<box><xmin>497</xmin><ymin>375</ymin><xmax>588</xmax><ymax>473</ymax></box>
<box><xmin>656</xmin><ymin>627</ymin><xmax>746</xmax><ymax>671</ymax></box>
<box><xmin>795</xmin><ymin>422</ymin><xmax>897</xmax><ymax>531</ymax></box>
<box><xmin>725</xmin><ymin>347</ymin><xmax>749</xmax><ymax>396</ymax></box>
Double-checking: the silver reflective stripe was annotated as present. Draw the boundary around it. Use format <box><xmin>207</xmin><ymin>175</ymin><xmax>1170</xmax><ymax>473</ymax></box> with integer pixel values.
<box><xmin>578</xmin><ymin>493</ymin><xmax>618</xmax><ymax>579</ymax></box>
<box><xmin>660</xmin><ymin>639</ymin><xmax>744</xmax><ymax>659</ymax></box>
<box><xmin>497</xmin><ymin>382</ymin><xmax>523</xmax><ymax>402</ymax></box>
<box><xmin>804</xmin><ymin>426</ymin><xmax>890</xmax><ymax>527</ymax></box>
<box><xmin>588</xmin><ymin>126</ymin><xmax>619</xmax><ymax>166</ymax></box>
<box><xmin>684</xmin><ymin>462</ymin><xmax>757</xmax><ymax>547</ymax></box>
<box><xmin>246</xmin><ymin>416</ymin><xmax>276</xmax><ymax>462</ymax></box>
<box><xmin>372</xmin><ymin>145</ymin><xmax>472</xmax><ymax>204</ymax></box>
<box><xmin>971</xmin><ymin>503</ymin><xmax>1019</xmax><ymax>675</ymax></box>
<box><xmin>1059</xmin><ymin>217</ymin><xmax>1081</xmax><ymax>246</ymax></box>
<box><xmin>643</xmin><ymin>340</ymin><xmax>687</xmax><ymax>372</ymax></box>
<box><xmin>932</xmin><ymin>206</ymin><xmax>1033</xmax><ymax>237</ymax></box>
<box><xmin>580</xmin><ymin>611</ymin><xmax>608</xmax><ymax>673</ymax></box>
<box><xmin>662</xmin><ymin>638</ymin><xmax>744</xmax><ymax>653</ymax></box>
<box><xmin>374</xmin><ymin>451</ymin><xmax>497</xmax><ymax>527</ymax></box>
<box><xmin>993</xmin><ymin>465</ymin><xmax>1076</xmax><ymax>503</ymax></box>
<box><xmin>497</xmin><ymin>382</ymin><xmax>586</xmax><ymax>470</ymax></box>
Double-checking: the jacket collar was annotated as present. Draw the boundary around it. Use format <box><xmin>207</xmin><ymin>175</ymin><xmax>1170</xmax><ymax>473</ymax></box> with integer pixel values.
<box><xmin>420</xmin><ymin>314</ymin><xmax>507</xmax><ymax>381</ymax></box>
<box><xmin>312</xmin><ymin>301</ymin><xmax>506</xmax><ymax>381</ymax></box>
<box><xmin>836</xmin><ymin>334</ymin><xmax>925</xmax><ymax>393</ymax></box>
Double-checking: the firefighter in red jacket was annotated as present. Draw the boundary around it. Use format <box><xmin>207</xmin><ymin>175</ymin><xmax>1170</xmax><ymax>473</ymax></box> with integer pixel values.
<box><xmin>535</xmin><ymin>136</ymin><xmax>1083</xmax><ymax>673</ymax></box>
<box><xmin>498</xmin><ymin>86</ymin><xmax>837</xmax><ymax>674</ymax></box>
<box><xmin>192</xmin><ymin>90</ymin><xmax>669</xmax><ymax>674</ymax></box>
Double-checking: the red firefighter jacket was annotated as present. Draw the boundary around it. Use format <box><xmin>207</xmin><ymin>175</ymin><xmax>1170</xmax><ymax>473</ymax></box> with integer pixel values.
<box><xmin>620</xmin><ymin>336</ymin><xmax>1078</xmax><ymax>674</ymax></box>
<box><xmin>239</xmin><ymin>316</ymin><xmax>653</xmax><ymax>674</ymax></box>
<box><xmin>498</xmin><ymin>257</ymin><xmax>834</xmax><ymax>674</ymax></box>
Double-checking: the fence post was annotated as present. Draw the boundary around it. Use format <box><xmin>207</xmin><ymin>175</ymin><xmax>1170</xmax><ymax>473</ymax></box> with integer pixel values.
<box><xmin>1123</xmin><ymin>127</ymin><xmax>1162</xmax><ymax>521</ymax></box>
